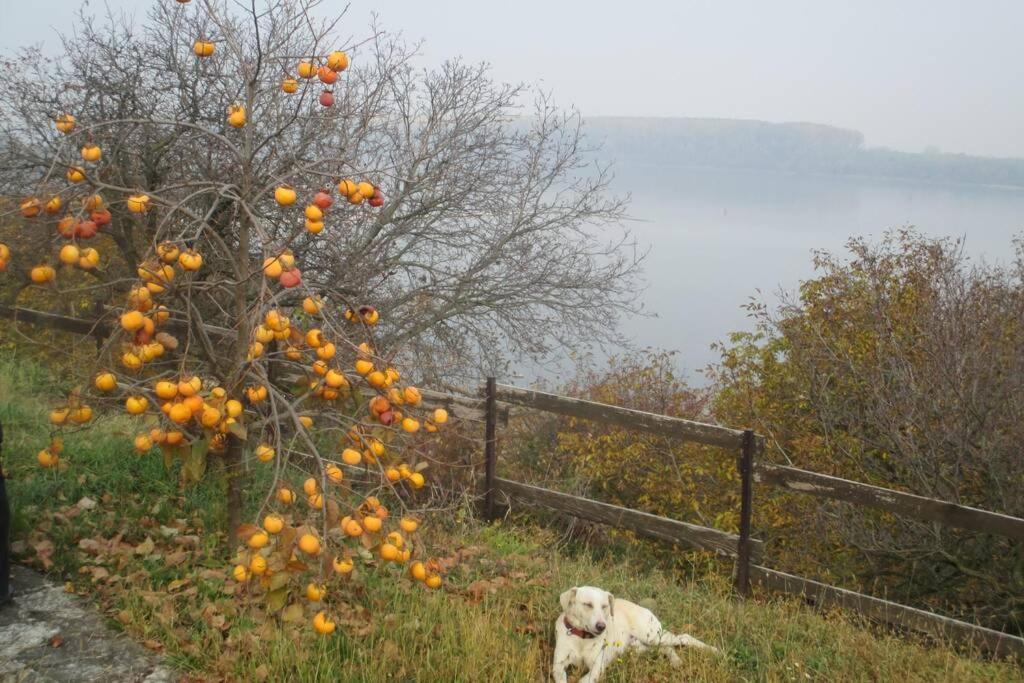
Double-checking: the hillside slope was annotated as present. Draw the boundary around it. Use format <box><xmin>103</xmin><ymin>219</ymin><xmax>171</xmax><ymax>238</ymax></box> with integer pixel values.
<box><xmin>0</xmin><ymin>355</ymin><xmax>1020</xmax><ymax>681</ymax></box>
<box><xmin>584</xmin><ymin>116</ymin><xmax>1024</xmax><ymax>188</ymax></box>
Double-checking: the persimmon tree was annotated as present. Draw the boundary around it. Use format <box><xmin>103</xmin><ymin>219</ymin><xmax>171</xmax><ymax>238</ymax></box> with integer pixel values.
<box><xmin>0</xmin><ymin>0</ymin><xmax>626</xmax><ymax>634</ymax></box>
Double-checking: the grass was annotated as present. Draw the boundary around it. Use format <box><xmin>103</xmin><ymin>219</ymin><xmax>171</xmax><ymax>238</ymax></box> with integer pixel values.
<box><xmin>2</xmin><ymin>352</ymin><xmax>1022</xmax><ymax>681</ymax></box>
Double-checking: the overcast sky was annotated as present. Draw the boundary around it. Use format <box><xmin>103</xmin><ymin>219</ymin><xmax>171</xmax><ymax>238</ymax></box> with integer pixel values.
<box><xmin>2</xmin><ymin>0</ymin><xmax>1021</xmax><ymax>157</ymax></box>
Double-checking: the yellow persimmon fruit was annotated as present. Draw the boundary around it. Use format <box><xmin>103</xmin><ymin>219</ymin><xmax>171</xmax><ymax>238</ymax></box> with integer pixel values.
<box><xmin>263</xmin><ymin>514</ymin><xmax>284</xmax><ymax>534</ymax></box>
<box><xmin>274</xmin><ymin>185</ymin><xmax>296</xmax><ymax>206</ymax></box>
<box><xmin>262</xmin><ymin>256</ymin><xmax>283</xmax><ymax>278</ymax></box>
<box><xmin>93</xmin><ymin>372</ymin><xmax>117</xmax><ymax>392</ymax></box>
<box><xmin>200</xmin><ymin>406</ymin><xmax>221</xmax><ymax>428</ymax></box>
<box><xmin>225</xmin><ymin>399</ymin><xmax>243</xmax><ymax>417</ymax></box>
<box><xmin>302</xmin><ymin>297</ymin><xmax>322</xmax><ymax>314</ymax></box>
<box><xmin>298</xmin><ymin>533</ymin><xmax>321</xmax><ymax>555</ymax></box>
<box><xmin>120</xmin><ymin>310</ymin><xmax>145</xmax><ymax>332</ymax></box>
<box><xmin>313</xmin><ymin>611</ymin><xmax>335</xmax><ymax>635</ymax></box>
<box><xmin>125</xmin><ymin>396</ymin><xmax>149</xmax><ymax>415</ymax></box>
<box><xmin>337</xmin><ymin>179</ymin><xmax>356</xmax><ymax>197</ymax></box>
<box><xmin>249</xmin><ymin>554</ymin><xmax>268</xmax><ymax>575</ymax></box>
<box><xmin>255</xmin><ymin>444</ymin><xmax>275</xmax><ymax>462</ymax></box>
<box><xmin>326</xmin><ymin>51</ymin><xmax>349</xmax><ymax>72</ymax></box>
<box><xmin>341</xmin><ymin>448</ymin><xmax>362</xmax><ymax>466</ymax></box>
<box><xmin>247</xmin><ymin>531</ymin><xmax>269</xmax><ymax>549</ymax></box>
<box><xmin>154</xmin><ymin>380</ymin><xmax>178</xmax><ymax>400</ymax></box>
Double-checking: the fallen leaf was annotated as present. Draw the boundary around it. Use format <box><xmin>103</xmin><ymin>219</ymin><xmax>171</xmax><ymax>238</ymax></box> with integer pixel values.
<box><xmin>143</xmin><ymin>639</ymin><xmax>163</xmax><ymax>652</ymax></box>
<box><xmin>49</xmin><ymin>635</ymin><xmax>64</xmax><ymax>648</ymax></box>
<box><xmin>167</xmin><ymin>578</ymin><xmax>190</xmax><ymax>592</ymax></box>
<box><xmin>31</xmin><ymin>539</ymin><xmax>55</xmax><ymax>569</ymax></box>
<box><xmin>77</xmin><ymin>538</ymin><xmax>104</xmax><ymax>555</ymax></box>
<box><xmin>164</xmin><ymin>550</ymin><xmax>189</xmax><ymax>567</ymax></box>
<box><xmin>281</xmin><ymin>602</ymin><xmax>305</xmax><ymax>623</ymax></box>
<box><xmin>265</xmin><ymin>587</ymin><xmax>288</xmax><ymax>611</ymax></box>
<box><xmin>134</xmin><ymin>537</ymin><xmax>156</xmax><ymax>556</ymax></box>
<box><xmin>174</xmin><ymin>535</ymin><xmax>201</xmax><ymax>549</ymax></box>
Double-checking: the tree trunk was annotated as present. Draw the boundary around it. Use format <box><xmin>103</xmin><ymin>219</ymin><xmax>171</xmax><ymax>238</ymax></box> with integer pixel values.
<box><xmin>225</xmin><ymin>437</ymin><xmax>245</xmax><ymax>537</ymax></box>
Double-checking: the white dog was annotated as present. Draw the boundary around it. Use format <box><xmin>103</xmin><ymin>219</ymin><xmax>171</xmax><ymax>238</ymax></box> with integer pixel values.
<box><xmin>552</xmin><ymin>585</ymin><xmax>719</xmax><ymax>682</ymax></box>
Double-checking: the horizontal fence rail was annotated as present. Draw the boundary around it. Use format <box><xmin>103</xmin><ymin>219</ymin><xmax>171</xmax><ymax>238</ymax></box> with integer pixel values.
<box><xmin>420</xmin><ymin>386</ymin><xmax>508</xmax><ymax>425</ymax></box>
<box><xmin>492</xmin><ymin>476</ymin><xmax>762</xmax><ymax>561</ymax></box>
<box><xmin>754</xmin><ymin>463</ymin><xmax>1024</xmax><ymax>541</ymax></box>
<box><xmin>750</xmin><ymin>565</ymin><xmax>1024</xmax><ymax>658</ymax></box>
<box><xmin>0</xmin><ymin>304</ymin><xmax>112</xmax><ymax>338</ymax></box>
<box><xmin>493</xmin><ymin>383</ymin><xmax>748</xmax><ymax>449</ymax></box>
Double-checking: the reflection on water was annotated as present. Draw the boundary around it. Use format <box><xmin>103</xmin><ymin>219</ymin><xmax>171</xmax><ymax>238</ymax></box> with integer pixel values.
<box><xmin>519</xmin><ymin>164</ymin><xmax>1024</xmax><ymax>386</ymax></box>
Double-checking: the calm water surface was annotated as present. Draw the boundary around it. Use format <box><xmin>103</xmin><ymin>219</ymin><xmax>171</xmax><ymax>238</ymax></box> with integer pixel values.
<box><xmin>522</xmin><ymin>164</ymin><xmax>1024</xmax><ymax>385</ymax></box>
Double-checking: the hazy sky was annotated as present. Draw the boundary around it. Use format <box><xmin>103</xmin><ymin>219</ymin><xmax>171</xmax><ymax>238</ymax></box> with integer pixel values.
<box><xmin>2</xmin><ymin>0</ymin><xmax>1022</xmax><ymax>157</ymax></box>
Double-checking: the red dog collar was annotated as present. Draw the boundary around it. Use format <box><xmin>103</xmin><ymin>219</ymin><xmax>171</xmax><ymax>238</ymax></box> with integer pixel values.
<box><xmin>564</xmin><ymin>617</ymin><xmax>597</xmax><ymax>639</ymax></box>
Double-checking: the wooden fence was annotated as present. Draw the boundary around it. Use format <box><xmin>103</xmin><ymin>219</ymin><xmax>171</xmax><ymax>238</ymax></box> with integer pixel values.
<box><xmin>477</xmin><ymin>379</ymin><xmax>1024</xmax><ymax>658</ymax></box>
<box><xmin>3</xmin><ymin>304</ymin><xmax>1022</xmax><ymax>657</ymax></box>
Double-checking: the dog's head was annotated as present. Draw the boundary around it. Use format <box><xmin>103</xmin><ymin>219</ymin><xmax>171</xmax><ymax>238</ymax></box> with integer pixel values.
<box><xmin>560</xmin><ymin>585</ymin><xmax>614</xmax><ymax>635</ymax></box>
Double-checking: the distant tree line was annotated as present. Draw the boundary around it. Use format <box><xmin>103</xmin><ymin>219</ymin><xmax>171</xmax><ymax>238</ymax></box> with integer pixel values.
<box><xmin>586</xmin><ymin>117</ymin><xmax>1024</xmax><ymax>188</ymax></box>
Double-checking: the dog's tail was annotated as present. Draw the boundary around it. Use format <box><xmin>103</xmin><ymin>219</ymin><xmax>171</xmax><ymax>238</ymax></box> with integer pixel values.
<box><xmin>661</xmin><ymin>632</ymin><xmax>720</xmax><ymax>654</ymax></box>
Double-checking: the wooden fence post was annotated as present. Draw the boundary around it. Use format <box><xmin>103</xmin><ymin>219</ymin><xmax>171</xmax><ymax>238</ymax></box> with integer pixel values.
<box><xmin>734</xmin><ymin>429</ymin><xmax>755</xmax><ymax>596</ymax></box>
<box><xmin>483</xmin><ymin>376</ymin><xmax>498</xmax><ymax>522</ymax></box>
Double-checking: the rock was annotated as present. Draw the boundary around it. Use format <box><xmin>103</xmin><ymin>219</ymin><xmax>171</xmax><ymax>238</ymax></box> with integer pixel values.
<box><xmin>0</xmin><ymin>566</ymin><xmax>177</xmax><ymax>682</ymax></box>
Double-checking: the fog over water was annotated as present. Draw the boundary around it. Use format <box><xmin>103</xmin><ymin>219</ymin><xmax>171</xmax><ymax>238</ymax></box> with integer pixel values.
<box><xmin>518</xmin><ymin>163</ymin><xmax>1024</xmax><ymax>386</ymax></box>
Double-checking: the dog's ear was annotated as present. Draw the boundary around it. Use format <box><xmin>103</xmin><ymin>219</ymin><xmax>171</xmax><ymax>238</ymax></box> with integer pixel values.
<box><xmin>606</xmin><ymin>591</ymin><xmax>615</xmax><ymax>616</ymax></box>
<box><xmin>560</xmin><ymin>587</ymin><xmax>577</xmax><ymax>612</ymax></box>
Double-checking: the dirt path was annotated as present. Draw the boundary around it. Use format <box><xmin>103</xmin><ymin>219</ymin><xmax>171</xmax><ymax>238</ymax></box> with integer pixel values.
<box><xmin>0</xmin><ymin>565</ymin><xmax>175</xmax><ymax>682</ymax></box>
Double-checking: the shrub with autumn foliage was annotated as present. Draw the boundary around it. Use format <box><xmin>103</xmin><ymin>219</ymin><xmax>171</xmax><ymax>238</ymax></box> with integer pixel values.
<box><xmin>502</xmin><ymin>352</ymin><xmax>745</xmax><ymax>551</ymax></box>
<box><xmin>711</xmin><ymin>229</ymin><xmax>1024</xmax><ymax>633</ymax></box>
